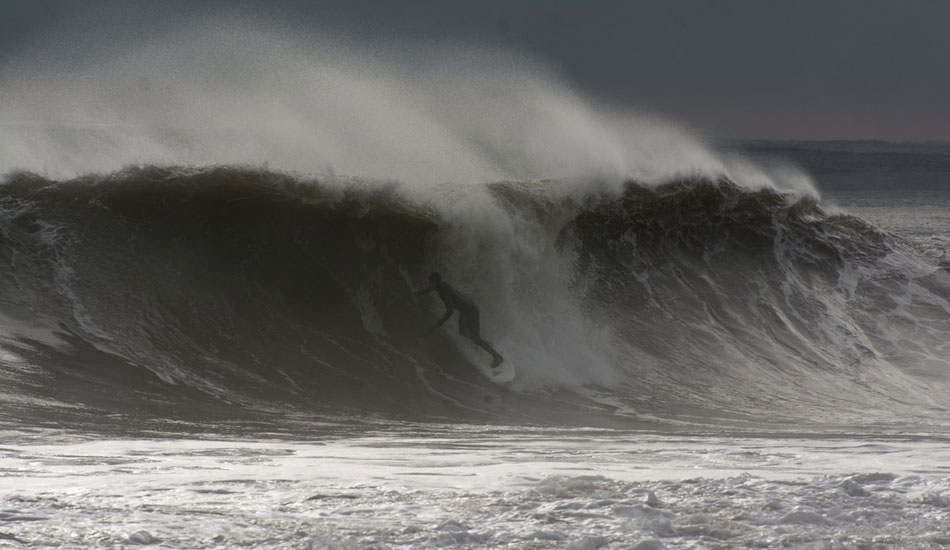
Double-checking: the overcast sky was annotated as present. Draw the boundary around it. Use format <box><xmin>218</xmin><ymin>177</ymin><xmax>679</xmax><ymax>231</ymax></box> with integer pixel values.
<box><xmin>2</xmin><ymin>0</ymin><xmax>949</xmax><ymax>141</ymax></box>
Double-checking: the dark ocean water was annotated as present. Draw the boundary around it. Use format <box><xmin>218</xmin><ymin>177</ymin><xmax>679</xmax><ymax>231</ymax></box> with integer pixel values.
<box><xmin>735</xmin><ymin>140</ymin><xmax>950</xmax><ymax>206</ymax></box>
<box><xmin>1</xmin><ymin>141</ymin><xmax>949</xmax><ymax>434</ymax></box>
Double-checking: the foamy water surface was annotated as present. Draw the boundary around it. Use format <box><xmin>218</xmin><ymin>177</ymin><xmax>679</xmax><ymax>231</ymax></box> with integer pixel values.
<box><xmin>2</xmin><ymin>425</ymin><xmax>950</xmax><ymax>549</ymax></box>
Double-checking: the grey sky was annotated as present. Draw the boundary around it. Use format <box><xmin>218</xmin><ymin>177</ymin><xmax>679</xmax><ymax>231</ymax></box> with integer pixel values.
<box><xmin>2</xmin><ymin>0</ymin><xmax>949</xmax><ymax>141</ymax></box>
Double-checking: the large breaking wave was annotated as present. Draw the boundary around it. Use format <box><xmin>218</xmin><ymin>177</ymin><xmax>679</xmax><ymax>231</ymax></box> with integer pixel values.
<box><xmin>2</xmin><ymin>15</ymin><xmax>949</xmax><ymax>430</ymax></box>
<box><xmin>1</xmin><ymin>166</ymin><xmax>948</xmax><ymax>429</ymax></box>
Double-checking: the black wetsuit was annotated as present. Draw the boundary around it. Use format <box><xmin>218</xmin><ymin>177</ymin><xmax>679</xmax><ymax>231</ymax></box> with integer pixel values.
<box><xmin>417</xmin><ymin>281</ymin><xmax>503</xmax><ymax>365</ymax></box>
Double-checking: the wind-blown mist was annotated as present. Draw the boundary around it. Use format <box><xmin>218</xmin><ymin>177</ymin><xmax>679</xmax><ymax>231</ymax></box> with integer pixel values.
<box><xmin>0</xmin><ymin>17</ymin><xmax>813</xmax><ymax>196</ymax></box>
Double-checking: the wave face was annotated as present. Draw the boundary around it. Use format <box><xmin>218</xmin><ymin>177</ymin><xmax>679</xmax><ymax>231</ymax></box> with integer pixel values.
<box><xmin>1</xmin><ymin>167</ymin><xmax>949</xmax><ymax>429</ymax></box>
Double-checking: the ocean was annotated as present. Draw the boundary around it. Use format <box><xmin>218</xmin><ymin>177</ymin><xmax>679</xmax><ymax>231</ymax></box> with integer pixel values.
<box><xmin>1</xmin><ymin>138</ymin><xmax>949</xmax><ymax>548</ymax></box>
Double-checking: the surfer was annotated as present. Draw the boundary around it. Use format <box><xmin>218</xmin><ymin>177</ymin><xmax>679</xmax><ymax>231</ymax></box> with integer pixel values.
<box><xmin>415</xmin><ymin>272</ymin><xmax>505</xmax><ymax>367</ymax></box>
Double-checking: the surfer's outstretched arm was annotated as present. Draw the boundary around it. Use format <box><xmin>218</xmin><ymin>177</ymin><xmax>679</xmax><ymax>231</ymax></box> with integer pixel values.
<box><xmin>414</xmin><ymin>287</ymin><xmax>434</xmax><ymax>296</ymax></box>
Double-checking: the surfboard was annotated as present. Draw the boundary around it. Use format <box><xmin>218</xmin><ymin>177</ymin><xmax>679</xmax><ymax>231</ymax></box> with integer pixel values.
<box><xmin>486</xmin><ymin>359</ymin><xmax>516</xmax><ymax>384</ymax></box>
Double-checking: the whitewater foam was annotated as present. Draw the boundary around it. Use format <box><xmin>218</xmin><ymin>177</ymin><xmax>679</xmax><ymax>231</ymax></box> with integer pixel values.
<box><xmin>2</xmin><ymin>427</ymin><xmax>949</xmax><ymax>549</ymax></box>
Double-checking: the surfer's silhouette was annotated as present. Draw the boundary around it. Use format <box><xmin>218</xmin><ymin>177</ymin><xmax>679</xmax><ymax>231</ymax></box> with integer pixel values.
<box><xmin>415</xmin><ymin>272</ymin><xmax>504</xmax><ymax>367</ymax></box>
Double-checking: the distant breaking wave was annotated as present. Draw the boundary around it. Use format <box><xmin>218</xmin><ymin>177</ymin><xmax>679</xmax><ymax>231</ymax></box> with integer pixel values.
<box><xmin>1</xmin><ymin>166</ymin><xmax>949</xmax><ymax>429</ymax></box>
